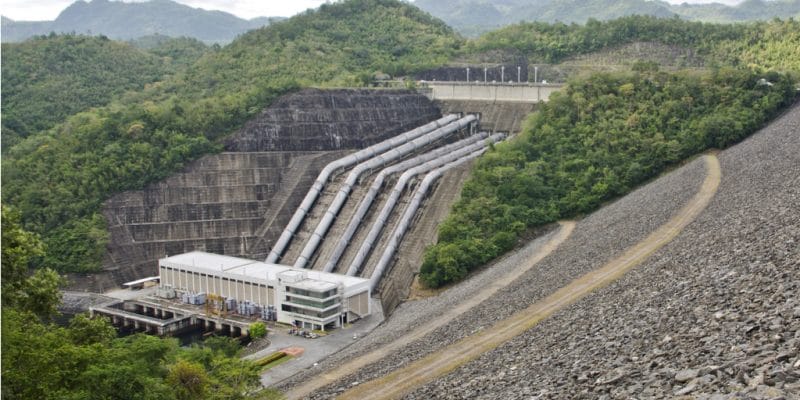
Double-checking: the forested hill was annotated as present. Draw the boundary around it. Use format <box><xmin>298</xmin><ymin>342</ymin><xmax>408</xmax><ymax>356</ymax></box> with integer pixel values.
<box><xmin>0</xmin><ymin>35</ymin><xmax>208</xmax><ymax>150</ymax></box>
<box><xmin>420</xmin><ymin>17</ymin><xmax>800</xmax><ymax>288</ymax></box>
<box><xmin>462</xmin><ymin>16</ymin><xmax>800</xmax><ymax>72</ymax></box>
<box><xmin>1</xmin><ymin>0</ymin><xmax>462</xmax><ymax>273</ymax></box>
<box><xmin>414</xmin><ymin>0</ymin><xmax>800</xmax><ymax>36</ymax></box>
<box><xmin>0</xmin><ymin>0</ymin><xmax>283</xmax><ymax>43</ymax></box>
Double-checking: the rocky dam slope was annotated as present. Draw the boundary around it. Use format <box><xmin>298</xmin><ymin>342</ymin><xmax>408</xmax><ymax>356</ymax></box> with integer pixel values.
<box><xmin>286</xmin><ymin>103</ymin><xmax>799</xmax><ymax>398</ymax></box>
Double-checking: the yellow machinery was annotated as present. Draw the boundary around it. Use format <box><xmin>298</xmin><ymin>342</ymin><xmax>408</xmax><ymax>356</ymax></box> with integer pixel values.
<box><xmin>205</xmin><ymin>293</ymin><xmax>227</xmax><ymax>317</ymax></box>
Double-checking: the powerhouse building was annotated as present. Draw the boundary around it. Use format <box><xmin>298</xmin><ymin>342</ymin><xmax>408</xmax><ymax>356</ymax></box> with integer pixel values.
<box><xmin>159</xmin><ymin>251</ymin><xmax>370</xmax><ymax>331</ymax></box>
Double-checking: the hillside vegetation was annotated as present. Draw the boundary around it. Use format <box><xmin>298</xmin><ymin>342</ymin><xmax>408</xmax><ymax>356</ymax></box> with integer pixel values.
<box><xmin>414</xmin><ymin>0</ymin><xmax>800</xmax><ymax>36</ymax></box>
<box><xmin>0</xmin><ymin>35</ymin><xmax>187</xmax><ymax>149</ymax></box>
<box><xmin>1</xmin><ymin>0</ymin><xmax>462</xmax><ymax>273</ymax></box>
<box><xmin>128</xmin><ymin>34</ymin><xmax>210</xmax><ymax>68</ymax></box>
<box><xmin>464</xmin><ymin>16</ymin><xmax>800</xmax><ymax>72</ymax></box>
<box><xmin>1</xmin><ymin>0</ymin><xmax>282</xmax><ymax>43</ymax></box>
<box><xmin>420</xmin><ymin>18</ymin><xmax>800</xmax><ymax>288</ymax></box>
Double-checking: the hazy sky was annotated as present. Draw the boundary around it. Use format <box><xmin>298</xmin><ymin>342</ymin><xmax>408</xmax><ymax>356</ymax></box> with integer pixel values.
<box><xmin>1</xmin><ymin>0</ymin><xmax>746</xmax><ymax>21</ymax></box>
<box><xmin>1</xmin><ymin>0</ymin><xmax>331</xmax><ymax>21</ymax></box>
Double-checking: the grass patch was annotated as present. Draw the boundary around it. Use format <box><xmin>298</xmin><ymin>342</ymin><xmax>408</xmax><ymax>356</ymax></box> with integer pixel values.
<box><xmin>260</xmin><ymin>354</ymin><xmax>293</xmax><ymax>371</ymax></box>
<box><xmin>255</xmin><ymin>351</ymin><xmax>288</xmax><ymax>368</ymax></box>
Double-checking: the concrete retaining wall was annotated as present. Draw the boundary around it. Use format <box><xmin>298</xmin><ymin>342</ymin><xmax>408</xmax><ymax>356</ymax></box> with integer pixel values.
<box><xmin>77</xmin><ymin>89</ymin><xmax>442</xmax><ymax>292</ymax></box>
<box><xmin>424</xmin><ymin>83</ymin><xmax>562</xmax><ymax>103</ymax></box>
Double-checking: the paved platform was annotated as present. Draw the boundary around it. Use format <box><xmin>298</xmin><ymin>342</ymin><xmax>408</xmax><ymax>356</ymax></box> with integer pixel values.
<box><xmin>253</xmin><ymin>298</ymin><xmax>384</xmax><ymax>387</ymax></box>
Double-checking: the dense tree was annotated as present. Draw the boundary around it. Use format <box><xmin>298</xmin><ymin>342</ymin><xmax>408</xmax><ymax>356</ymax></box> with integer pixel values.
<box><xmin>0</xmin><ymin>35</ymin><xmax>172</xmax><ymax>149</ymax></box>
<box><xmin>250</xmin><ymin>322</ymin><xmax>267</xmax><ymax>339</ymax></box>
<box><xmin>130</xmin><ymin>34</ymin><xmax>211</xmax><ymax>68</ymax></box>
<box><xmin>463</xmin><ymin>15</ymin><xmax>800</xmax><ymax>72</ymax></box>
<box><xmin>420</xmin><ymin>68</ymin><xmax>796</xmax><ymax>287</ymax></box>
<box><xmin>1</xmin><ymin>311</ymin><xmax>274</xmax><ymax>399</ymax></box>
<box><xmin>1</xmin><ymin>205</ymin><xmax>63</xmax><ymax>318</ymax></box>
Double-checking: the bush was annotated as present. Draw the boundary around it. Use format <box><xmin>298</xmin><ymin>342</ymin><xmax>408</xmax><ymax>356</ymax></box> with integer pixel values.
<box><xmin>249</xmin><ymin>322</ymin><xmax>267</xmax><ymax>339</ymax></box>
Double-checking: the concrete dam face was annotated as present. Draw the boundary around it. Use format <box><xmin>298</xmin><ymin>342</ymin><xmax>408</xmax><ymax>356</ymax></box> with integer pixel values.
<box><xmin>91</xmin><ymin>89</ymin><xmax>442</xmax><ymax>293</ymax></box>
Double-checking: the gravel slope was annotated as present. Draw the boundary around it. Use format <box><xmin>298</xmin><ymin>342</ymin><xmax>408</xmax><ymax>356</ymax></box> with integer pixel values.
<box><xmin>281</xmin><ymin>111</ymin><xmax>713</xmax><ymax>397</ymax></box>
<box><xmin>409</xmin><ymin>103</ymin><xmax>800</xmax><ymax>398</ymax></box>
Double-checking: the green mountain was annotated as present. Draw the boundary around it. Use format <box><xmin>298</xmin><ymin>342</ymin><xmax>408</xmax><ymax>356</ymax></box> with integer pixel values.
<box><xmin>0</xmin><ymin>34</ymin><xmax>199</xmax><ymax>149</ymax></box>
<box><xmin>1</xmin><ymin>0</ymin><xmax>462</xmax><ymax>273</ymax></box>
<box><xmin>0</xmin><ymin>0</ymin><xmax>283</xmax><ymax>43</ymax></box>
<box><xmin>414</xmin><ymin>0</ymin><xmax>800</xmax><ymax>36</ymax></box>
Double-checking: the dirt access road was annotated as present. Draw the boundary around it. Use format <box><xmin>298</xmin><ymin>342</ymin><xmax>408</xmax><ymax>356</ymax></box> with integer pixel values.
<box><xmin>333</xmin><ymin>153</ymin><xmax>721</xmax><ymax>400</ymax></box>
<box><xmin>285</xmin><ymin>221</ymin><xmax>576</xmax><ymax>399</ymax></box>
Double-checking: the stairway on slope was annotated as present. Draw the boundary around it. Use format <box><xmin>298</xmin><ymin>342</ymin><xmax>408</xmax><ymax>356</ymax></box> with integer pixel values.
<box><xmin>306</xmin><ymin>131</ymin><xmax>477</xmax><ymax>272</ymax></box>
<box><xmin>326</xmin><ymin>180</ymin><xmax>391</xmax><ymax>275</ymax></box>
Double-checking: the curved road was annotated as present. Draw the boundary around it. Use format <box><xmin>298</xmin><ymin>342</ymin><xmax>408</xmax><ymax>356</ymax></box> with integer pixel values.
<box><xmin>333</xmin><ymin>153</ymin><xmax>721</xmax><ymax>400</ymax></box>
<box><xmin>285</xmin><ymin>221</ymin><xmax>576</xmax><ymax>399</ymax></box>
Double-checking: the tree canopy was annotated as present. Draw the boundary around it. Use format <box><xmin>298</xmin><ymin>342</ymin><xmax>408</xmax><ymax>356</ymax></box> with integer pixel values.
<box><xmin>464</xmin><ymin>15</ymin><xmax>800</xmax><ymax>71</ymax></box>
<box><xmin>420</xmin><ymin>68</ymin><xmax>797</xmax><ymax>287</ymax></box>
<box><xmin>0</xmin><ymin>34</ymin><xmax>172</xmax><ymax>149</ymax></box>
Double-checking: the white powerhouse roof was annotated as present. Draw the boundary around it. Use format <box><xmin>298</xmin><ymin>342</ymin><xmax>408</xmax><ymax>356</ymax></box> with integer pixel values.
<box><xmin>161</xmin><ymin>251</ymin><xmax>368</xmax><ymax>290</ymax></box>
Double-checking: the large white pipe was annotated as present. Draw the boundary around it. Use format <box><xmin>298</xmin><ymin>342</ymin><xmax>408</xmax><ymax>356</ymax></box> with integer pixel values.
<box><xmin>293</xmin><ymin>115</ymin><xmax>478</xmax><ymax>268</ymax></box>
<box><xmin>265</xmin><ymin>114</ymin><xmax>460</xmax><ymax>263</ymax></box>
<box><xmin>346</xmin><ymin>133</ymin><xmax>505</xmax><ymax>276</ymax></box>
<box><xmin>369</xmin><ymin>148</ymin><xmax>491</xmax><ymax>291</ymax></box>
<box><xmin>320</xmin><ymin>132</ymin><xmax>490</xmax><ymax>273</ymax></box>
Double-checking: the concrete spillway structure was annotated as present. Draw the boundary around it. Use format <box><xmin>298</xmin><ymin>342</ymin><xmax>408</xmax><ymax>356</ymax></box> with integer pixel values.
<box><xmin>346</xmin><ymin>133</ymin><xmax>505</xmax><ymax>277</ymax></box>
<box><xmin>292</xmin><ymin>115</ymin><xmax>478</xmax><ymax>269</ymax></box>
<box><xmin>266</xmin><ymin>114</ymin><xmax>461</xmax><ymax>264</ymax></box>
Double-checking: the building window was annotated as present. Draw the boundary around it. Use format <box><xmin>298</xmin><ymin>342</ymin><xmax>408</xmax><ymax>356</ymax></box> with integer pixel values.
<box><xmin>286</xmin><ymin>296</ymin><xmax>338</xmax><ymax>309</ymax></box>
<box><xmin>286</xmin><ymin>287</ymin><xmax>338</xmax><ymax>299</ymax></box>
<box><xmin>281</xmin><ymin>304</ymin><xmax>340</xmax><ymax>319</ymax></box>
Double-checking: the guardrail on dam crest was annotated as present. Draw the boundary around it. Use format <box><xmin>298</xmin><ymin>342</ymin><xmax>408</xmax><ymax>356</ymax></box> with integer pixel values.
<box><xmin>419</xmin><ymin>82</ymin><xmax>563</xmax><ymax>103</ymax></box>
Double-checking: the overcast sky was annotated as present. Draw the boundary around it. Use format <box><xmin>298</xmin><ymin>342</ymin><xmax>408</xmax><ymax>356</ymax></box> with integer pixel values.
<box><xmin>1</xmin><ymin>0</ymin><xmax>746</xmax><ymax>22</ymax></box>
<box><xmin>1</xmin><ymin>0</ymin><xmax>331</xmax><ymax>21</ymax></box>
